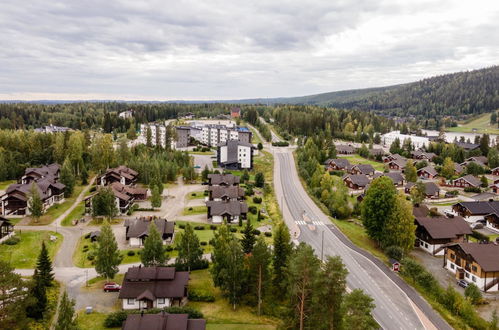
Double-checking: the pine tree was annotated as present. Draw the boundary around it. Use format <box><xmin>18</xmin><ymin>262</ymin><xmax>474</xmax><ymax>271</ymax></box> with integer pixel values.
<box><xmin>201</xmin><ymin>165</ymin><xmax>210</xmax><ymax>182</ymax></box>
<box><xmin>80</xmin><ymin>164</ymin><xmax>88</xmax><ymax>185</ymax></box>
<box><xmin>342</xmin><ymin>289</ymin><xmax>377</xmax><ymax>330</ymax></box>
<box><xmin>241</xmin><ymin>170</ymin><xmax>250</xmax><ymax>183</ymax></box>
<box><xmin>141</xmin><ymin>222</ymin><xmax>167</xmax><ymax>267</ymax></box>
<box><xmin>254</xmin><ymin>172</ymin><xmax>265</xmax><ymax>188</ymax></box>
<box><xmin>28</xmin><ymin>182</ymin><xmax>43</xmax><ymax>222</ymax></box>
<box><xmin>35</xmin><ymin>241</ymin><xmax>54</xmax><ymax>288</ymax></box>
<box><xmin>248</xmin><ymin>237</ymin><xmax>271</xmax><ymax>315</ymax></box>
<box><xmin>151</xmin><ymin>186</ymin><xmax>162</xmax><ymax>208</ymax></box>
<box><xmin>60</xmin><ymin>157</ymin><xmax>75</xmax><ymax>197</ymax></box>
<box><xmin>272</xmin><ymin>222</ymin><xmax>292</xmax><ymax>295</ymax></box>
<box><xmin>176</xmin><ymin>223</ymin><xmax>203</xmax><ymax>271</ymax></box>
<box><xmin>26</xmin><ymin>271</ymin><xmax>47</xmax><ymax>320</ymax></box>
<box><xmin>95</xmin><ymin>221</ymin><xmax>122</xmax><ymax>280</ymax></box>
<box><xmin>0</xmin><ymin>261</ymin><xmax>29</xmax><ymax>328</ymax></box>
<box><xmin>55</xmin><ymin>291</ymin><xmax>79</xmax><ymax>330</ymax></box>
<box><xmin>241</xmin><ymin>221</ymin><xmax>256</xmax><ymax>254</ymax></box>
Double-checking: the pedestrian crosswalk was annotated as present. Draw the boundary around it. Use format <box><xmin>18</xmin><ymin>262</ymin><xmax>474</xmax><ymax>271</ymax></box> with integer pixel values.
<box><xmin>295</xmin><ymin>220</ymin><xmax>325</xmax><ymax>226</ymax></box>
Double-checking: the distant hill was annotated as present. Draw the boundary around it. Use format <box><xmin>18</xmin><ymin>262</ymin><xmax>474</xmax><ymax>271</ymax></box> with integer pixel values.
<box><xmin>247</xmin><ymin>66</ymin><xmax>499</xmax><ymax>118</ymax></box>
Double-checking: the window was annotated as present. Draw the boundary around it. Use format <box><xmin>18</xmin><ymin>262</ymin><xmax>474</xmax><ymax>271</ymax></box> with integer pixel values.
<box><xmin>157</xmin><ymin>298</ymin><xmax>165</xmax><ymax>304</ymax></box>
<box><xmin>472</xmin><ymin>266</ymin><xmax>477</xmax><ymax>272</ymax></box>
<box><xmin>127</xmin><ymin>299</ymin><xmax>135</xmax><ymax>305</ymax></box>
<box><xmin>472</xmin><ymin>276</ymin><xmax>476</xmax><ymax>282</ymax></box>
<box><xmin>450</xmin><ymin>263</ymin><xmax>454</xmax><ymax>269</ymax></box>
<box><xmin>465</xmin><ymin>273</ymin><xmax>469</xmax><ymax>278</ymax></box>
<box><xmin>450</xmin><ymin>253</ymin><xmax>455</xmax><ymax>259</ymax></box>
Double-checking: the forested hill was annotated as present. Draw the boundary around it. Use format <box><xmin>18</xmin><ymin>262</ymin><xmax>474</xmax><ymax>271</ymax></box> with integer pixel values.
<box><xmin>259</xmin><ymin>66</ymin><xmax>499</xmax><ymax>118</ymax></box>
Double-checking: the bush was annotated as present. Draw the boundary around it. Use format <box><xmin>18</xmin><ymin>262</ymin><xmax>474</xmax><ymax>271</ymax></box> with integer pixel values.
<box><xmin>84</xmin><ymin>233</ymin><xmax>91</xmax><ymax>239</ymax></box>
<box><xmin>229</xmin><ymin>227</ymin><xmax>238</xmax><ymax>233</ymax></box>
<box><xmin>272</xmin><ymin>141</ymin><xmax>289</xmax><ymax>147</ymax></box>
<box><xmin>179</xmin><ymin>224</ymin><xmax>186</xmax><ymax>229</ymax></box>
<box><xmin>464</xmin><ymin>283</ymin><xmax>482</xmax><ymax>305</ymax></box>
<box><xmin>385</xmin><ymin>246</ymin><xmax>404</xmax><ymax>261</ymax></box>
<box><xmin>189</xmin><ymin>290</ymin><xmax>215</xmax><ymax>302</ymax></box>
<box><xmin>252</xmin><ymin>229</ymin><xmax>261</xmax><ymax>235</ymax></box>
<box><xmin>200</xmin><ymin>241</ymin><xmax>207</xmax><ymax>246</ymax></box>
<box><xmin>464</xmin><ymin>186</ymin><xmax>481</xmax><ymax>193</ymax></box>
<box><xmin>329</xmin><ymin>170</ymin><xmax>345</xmax><ymax>177</ymax></box>
<box><xmin>127</xmin><ymin>250</ymin><xmax>135</xmax><ymax>256</ymax></box>
<box><xmin>203</xmin><ymin>190</ymin><xmax>209</xmax><ymax>196</ymax></box>
<box><xmin>165</xmin><ymin>246</ymin><xmax>174</xmax><ymax>252</ymax></box>
<box><xmin>194</xmin><ymin>226</ymin><xmax>205</xmax><ymax>230</ymax></box>
<box><xmin>252</xmin><ymin>196</ymin><xmax>262</xmax><ymax>204</ymax></box>
<box><xmin>104</xmin><ymin>311</ymin><xmax>128</xmax><ymax>328</ymax></box>
<box><xmin>210</xmin><ymin>225</ymin><xmax>217</xmax><ymax>230</ymax></box>
<box><xmin>2</xmin><ymin>236</ymin><xmax>20</xmax><ymax>245</ymax></box>
<box><xmin>164</xmin><ymin>306</ymin><xmax>204</xmax><ymax>319</ymax></box>
<box><xmin>191</xmin><ymin>193</ymin><xmax>196</xmax><ymax>196</ymax></box>
<box><xmin>87</xmin><ymin>255</ymin><xmax>95</xmax><ymax>261</ymax></box>
<box><xmin>249</xmin><ymin>206</ymin><xmax>257</xmax><ymax>214</ymax></box>
<box><xmin>264</xmin><ymin>232</ymin><xmax>272</xmax><ymax>237</ymax></box>
<box><xmin>188</xmin><ymin>207</ymin><xmax>193</xmax><ymax>211</ymax></box>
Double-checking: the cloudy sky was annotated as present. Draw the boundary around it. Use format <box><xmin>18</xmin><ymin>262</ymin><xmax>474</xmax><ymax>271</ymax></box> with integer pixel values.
<box><xmin>1</xmin><ymin>0</ymin><xmax>498</xmax><ymax>101</ymax></box>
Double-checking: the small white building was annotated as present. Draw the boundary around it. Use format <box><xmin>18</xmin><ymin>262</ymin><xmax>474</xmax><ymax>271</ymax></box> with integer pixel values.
<box><xmin>381</xmin><ymin>131</ymin><xmax>429</xmax><ymax>149</ymax></box>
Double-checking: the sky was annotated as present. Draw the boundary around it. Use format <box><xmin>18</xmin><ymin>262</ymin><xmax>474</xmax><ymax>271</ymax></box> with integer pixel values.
<box><xmin>1</xmin><ymin>0</ymin><xmax>498</xmax><ymax>101</ymax></box>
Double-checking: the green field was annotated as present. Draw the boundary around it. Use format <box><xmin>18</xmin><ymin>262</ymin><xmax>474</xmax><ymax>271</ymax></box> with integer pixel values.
<box><xmin>187</xmin><ymin>191</ymin><xmax>207</xmax><ymax>200</ymax></box>
<box><xmin>0</xmin><ymin>180</ymin><xmax>16</xmax><ymax>191</ymax></box>
<box><xmin>338</xmin><ymin>154</ymin><xmax>385</xmax><ymax>171</ymax></box>
<box><xmin>446</xmin><ymin>112</ymin><xmax>499</xmax><ymax>134</ymax></box>
<box><xmin>0</xmin><ymin>230</ymin><xmax>63</xmax><ymax>268</ymax></box>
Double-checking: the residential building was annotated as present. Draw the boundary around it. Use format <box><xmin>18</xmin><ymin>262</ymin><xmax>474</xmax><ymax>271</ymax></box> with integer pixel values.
<box><xmin>200</xmin><ymin>124</ymin><xmax>252</xmax><ymax>147</ymax></box>
<box><xmin>444</xmin><ymin>243</ymin><xmax>499</xmax><ymax>291</ymax></box>
<box><xmin>388</xmin><ymin>158</ymin><xmax>407</xmax><ymax>171</ymax></box>
<box><xmin>455</xmin><ymin>142</ymin><xmax>480</xmax><ymax>151</ymax></box>
<box><xmin>382</xmin><ymin>153</ymin><xmax>405</xmax><ymax>163</ymax></box>
<box><xmin>175</xmin><ymin>127</ymin><xmax>191</xmax><ymax>148</ymax></box>
<box><xmin>230</xmin><ymin>107</ymin><xmax>241</xmax><ymax>118</ymax></box>
<box><xmin>139</xmin><ymin>123</ymin><xmax>176</xmax><ymax>149</ymax></box>
<box><xmin>373</xmin><ymin>172</ymin><xmax>405</xmax><ymax>186</ymax></box>
<box><xmin>85</xmin><ymin>181</ymin><xmax>146</xmax><ymax>215</ymax></box>
<box><xmin>34</xmin><ymin>124</ymin><xmax>71</xmax><ymax>133</ymax></box>
<box><xmin>325</xmin><ymin>159</ymin><xmax>351</xmax><ymax>171</ymax></box>
<box><xmin>471</xmin><ymin>192</ymin><xmax>498</xmax><ymax>202</ymax></box>
<box><xmin>349</xmin><ymin>164</ymin><xmax>375</xmax><ymax>176</ymax></box>
<box><xmin>343</xmin><ymin>174</ymin><xmax>371</xmax><ymax>190</ymax></box>
<box><xmin>21</xmin><ymin>163</ymin><xmax>61</xmax><ymax>185</ymax></box>
<box><xmin>206</xmin><ymin>200</ymin><xmax>248</xmax><ymax>224</ymax></box>
<box><xmin>417</xmin><ymin>166</ymin><xmax>438</xmax><ymax>179</ymax></box>
<box><xmin>119</xmin><ymin>266</ymin><xmax>189</xmax><ymax>309</ymax></box>
<box><xmin>217</xmin><ymin>140</ymin><xmax>254</xmax><ymax>170</ymax></box>
<box><xmin>369</xmin><ymin>148</ymin><xmax>385</xmax><ymax>157</ymax></box>
<box><xmin>452</xmin><ymin>175</ymin><xmax>481</xmax><ymax>188</ymax></box>
<box><xmin>405</xmin><ymin>182</ymin><xmax>440</xmax><ymax>199</ymax></box>
<box><xmin>208</xmin><ymin>186</ymin><xmax>245</xmax><ymax>201</ymax></box>
<box><xmin>454</xmin><ymin>163</ymin><xmax>465</xmax><ymax>175</ymax></box>
<box><xmin>110</xmin><ymin>182</ymin><xmax>147</xmax><ymax>201</ymax></box>
<box><xmin>335</xmin><ymin>144</ymin><xmax>355</xmax><ymax>154</ymax></box>
<box><xmin>207</xmin><ymin>174</ymin><xmax>240</xmax><ymax>186</ymax></box>
<box><xmin>119</xmin><ymin>110</ymin><xmax>134</xmax><ymax>119</ymax></box>
<box><xmin>465</xmin><ymin>156</ymin><xmax>488</xmax><ymax>166</ymax></box>
<box><xmin>0</xmin><ymin>217</ymin><xmax>13</xmax><ymax>239</ymax></box>
<box><xmin>99</xmin><ymin>166</ymin><xmax>139</xmax><ymax>186</ymax></box>
<box><xmin>411</xmin><ymin>150</ymin><xmax>437</xmax><ymax>161</ymax></box>
<box><xmin>381</xmin><ymin>131</ymin><xmax>429</xmax><ymax>149</ymax></box>
<box><xmin>122</xmin><ymin>312</ymin><xmax>206</xmax><ymax>330</ymax></box>
<box><xmin>415</xmin><ymin>216</ymin><xmax>471</xmax><ymax>256</ymax></box>
<box><xmin>124</xmin><ymin>218</ymin><xmax>175</xmax><ymax>247</ymax></box>
<box><xmin>452</xmin><ymin>201</ymin><xmax>499</xmax><ymax>223</ymax></box>
<box><xmin>492</xmin><ymin>167</ymin><xmax>499</xmax><ymax>176</ymax></box>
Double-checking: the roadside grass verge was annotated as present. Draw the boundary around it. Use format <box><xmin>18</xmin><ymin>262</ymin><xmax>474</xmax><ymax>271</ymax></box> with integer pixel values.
<box><xmin>187</xmin><ymin>191</ymin><xmax>207</xmax><ymax>200</ymax></box>
<box><xmin>183</xmin><ymin>205</ymin><xmax>207</xmax><ymax>215</ymax></box>
<box><xmin>0</xmin><ymin>230</ymin><xmax>62</xmax><ymax>268</ymax></box>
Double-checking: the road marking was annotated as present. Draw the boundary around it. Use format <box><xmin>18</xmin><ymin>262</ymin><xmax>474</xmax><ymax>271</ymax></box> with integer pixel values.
<box><xmin>312</xmin><ymin>221</ymin><xmax>324</xmax><ymax>225</ymax></box>
<box><xmin>295</xmin><ymin>221</ymin><xmax>307</xmax><ymax>225</ymax></box>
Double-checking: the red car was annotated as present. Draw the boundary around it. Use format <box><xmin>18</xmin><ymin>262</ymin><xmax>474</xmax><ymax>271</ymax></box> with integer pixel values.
<box><xmin>103</xmin><ymin>283</ymin><xmax>121</xmax><ymax>292</ymax></box>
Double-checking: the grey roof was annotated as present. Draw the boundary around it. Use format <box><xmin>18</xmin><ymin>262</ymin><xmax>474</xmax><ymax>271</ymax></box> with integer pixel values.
<box><xmin>206</xmin><ymin>200</ymin><xmax>248</xmax><ymax>216</ymax></box>
<box><xmin>455</xmin><ymin>142</ymin><xmax>480</xmax><ymax>151</ymax></box>
<box><xmin>374</xmin><ymin>172</ymin><xmax>405</xmax><ymax>184</ymax></box>
<box><xmin>335</xmin><ymin>144</ymin><xmax>355</xmax><ymax>153</ymax></box>
<box><xmin>328</xmin><ymin>159</ymin><xmax>351</xmax><ymax>169</ymax></box>
<box><xmin>417</xmin><ymin>166</ymin><xmax>438</xmax><ymax>177</ymax></box>
<box><xmin>448</xmin><ymin>243</ymin><xmax>499</xmax><ymax>272</ymax></box>
<box><xmin>208</xmin><ymin>186</ymin><xmax>244</xmax><ymax>199</ymax></box>
<box><xmin>406</xmin><ymin>181</ymin><xmax>440</xmax><ymax>195</ymax></box>
<box><xmin>207</xmin><ymin>174</ymin><xmax>240</xmax><ymax>185</ymax></box>
<box><xmin>125</xmin><ymin>219</ymin><xmax>175</xmax><ymax>239</ymax></box>
<box><xmin>352</xmin><ymin>164</ymin><xmax>375</xmax><ymax>175</ymax></box>
<box><xmin>454</xmin><ymin>163</ymin><xmax>464</xmax><ymax>173</ymax></box>
<box><xmin>5</xmin><ymin>178</ymin><xmax>65</xmax><ymax>201</ymax></box>
<box><xmin>415</xmin><ymin>216</ymin><xmax>472</xmax><ymax>239</ymax></box>
<box><xmin>454</xmin><ymin>174</ymin><xmax>481</xmax><ymax>187</ymax></box>
<box><xmin>122</xmin><ymin>313</ymin><xmax>206</xmax><ymax>330</ymax></box>
<box><xmin>219</xmin><ymin>140</ymin><xmax>253</xmax><ymax>164</ymax></box>
<box><xmin>389</xmin><ymin>158</ymin><xmax>407</xmax><ymax>168</ymax></box>
<box><xmin>369</xmin><ymin>148</ymin><xmax>385</xmax><ymax>156</ymax></box>
<box><xmin>454</xmin><ymin>201</ymin><xmax>499</xmax><ymax>216</ymax></box>
<box><xmin>465</xmin><ymin>156</ymin><xmax>488</xmax><ymax>166</ymax></box>
<box><xmin>343</xmin><ymin>174</ymin><xmax>371</xmax><ymax>187</ymax></box>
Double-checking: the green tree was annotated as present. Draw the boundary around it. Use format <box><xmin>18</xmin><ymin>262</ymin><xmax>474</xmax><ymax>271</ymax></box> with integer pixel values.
<box><xmin>126</xmin><ymin>125</ymin><xmax>137</xmax><ymax>140</ymax></box>
<box><xmin>141</xmin><ymin>222</ymin><xmax>167</xmax><ymax>267</ymax></box>
<box><xmin>257</xmin><ymin>142</ymin><xmax>263</xmax><ymax>150</ymax></box>
<box><xmin>285</xmin><ymin>243</ymin><xmax>321</xmax><ymax>330</ymax></box>
<box><xmin>0</xmin><ymin>261</ymin><xmax>29</xmax><ymax>328</ymax></box>
<box><xmin>60</xmin><ymin>157</ymin><xmax>76</xmax><ymax>197</ymax></box>
<box><xmin>342</xmin><ymin>289</ymin><xmax>377</xmax><ymax>330</ymax></box>
<box><xmin>312</xmin><ymin>256</ymin><xmax>348</xmax><ymax>330</ymax></box>
<box><xmin>146</xmin><ymin>127</ymin><xmax>152</xmax><ymax>147</ymax></box>
<box><xmin>35</xmin><ymin>241</ymin><xmax>54</xmax><ymax>288</ymax></box>
<box><xmin>254</xmin><ymin>172</ymin><xmax>265</xmax><ymax>188</ymax></box>
<box><xmin>389</xmin><ymin>138</ymin><xmax>402</xmax><ymax>154</ymax></box>
<box><xmin>464</xmin><ymin>283</ymin><xmax>482</xmax><ymax>305</ymax></box>
<box><xmin>480</xmin><ymin>134</ymin><xmax>490</xmax><ymax>156</ymax></box>
<box><xmin>491</xmin><ymin>112</ymin><xmax>497</xmax><ymax>125</ymax></box>
<box><xmin>361</xmin><ymin>177</ymin><xmax>397</xmax><ymax>244</ymax></box>
<box><xmin>90</xmin><ymin>134</ymin><xmax>115</xmax><ymax>172</ymax></box>
<box><xmin>80</xmin><ymin>164</ymin><xmax>89</xmax><ymax>185</ymax></box>
<box><xmin>92</xmin><ymin>188</ymin><xmax>118</xmax><ymax>219</ymax></box>
<box><xmin>201</xmin><ymin>165</ymin><xmax>210</xmax><ymax>182</ymax></box>
<box><xmin>466</xmin><ymin>162</ymin><xmax>485</xmax><ymax>176</ymax></box>
<box><xmin>488</xmin><ymin>148</ymin><xmax>499</xmax><ymax>169</ymax></box>
<box><xmin>273</xmin><ymin>222</ymin><xmax>292</xmax><ymax>294</ymax></box>
<box><xmin>26</xmin><ymin>270</ymin><xmax>48</xmax><ymax>320</ymax></box>
<box><xmin>404</xmin><ymin>161</ymin><xmax>417</xmax><ymax>182</ymax></box>
<box><xmin>55</xmin><ymin>291</ymin><xmax>79</xmax><ymax>330</ymax></box>
<box><xmin>410</xmin><ymin>181</ymin><xmax>426</xmax><ymax>205</ymax></box>
<box><xmin>95</xmin><ymin>221</ymin><xmax>122</xmax><ymax>280</ymax></box>
<box><xmin>248</xmin><ymin>237</ymin><xmax>272</xmax><ymax>315</ymax></box>
<box><xmin>358</xmin><ymin>144</ymin><xmax>369</xmax><ymax>158</ymax></box>
<box><xmin>481</xmin><ymin>175</ymin><xmax>488</xmax><ymax>187</ymax></box>
<box><xmin>441</xmin><ymin>157</ymin><xmax>455</xmax><ymax>179</ymax></box>
<box><xmin>241</xmin><ymin>169</ymin><xmax>250</xmax><ymax>183</ymax></box>
<box><xmin>382</xmin><ymin>192</ymin><xmax>416</xmax><ymax>252</ymax></box>
<box><xmin>28</xmin><ymin>182</ymin><xmax>43</xmax><ymax>222</ymax></box>
<box><xmin>151</xmin><ymin>186</ymin><xmax>162</xmax><ymax>208</ymax></box>
<box><xmin>176</xmin><ymin>223</ymin><xmax>204</xmax><ymax>272</ymax></box>
<box><xmin>241</xmin><ymin>221</ymin><xmax>256</xmax><ymax>254</ymax></box>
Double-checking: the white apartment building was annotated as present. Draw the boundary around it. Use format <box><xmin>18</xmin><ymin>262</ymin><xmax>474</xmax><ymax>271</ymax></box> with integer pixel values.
<box><xmin>381</xmin><ymin>131</ymin><xmax>430</xmax><ymax>149</ymax></box>
<box><xmin>217</xmin><ymin>140</ymin><xmax>253</xmax><ymax>170</ymax></box>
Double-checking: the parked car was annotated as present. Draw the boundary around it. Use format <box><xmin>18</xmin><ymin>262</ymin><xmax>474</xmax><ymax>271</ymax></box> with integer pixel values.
<box><xmin>471</xmin><ymin>222</ymin><xmax>484</xmax><ymax>229</ymax></box>
<box><xmin>103</xmin><ymin>283</ymin><xmax>121</xmax><ymax>292</ymax></box>
<box><xmin>457</xmin><ymin>279</ymin><xmax>469</xmax><ymax>288</ymax></box>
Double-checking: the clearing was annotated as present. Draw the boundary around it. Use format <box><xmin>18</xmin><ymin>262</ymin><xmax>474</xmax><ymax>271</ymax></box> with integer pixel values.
<box><xmin>446</xmin><ymin>112</ymin><xmax>499</xmax><ymax>135</ymax></box>
<box><xmin>338</xmin><ymin>154</ymin><xmax>385</xmax><ymax>172</ymax></box>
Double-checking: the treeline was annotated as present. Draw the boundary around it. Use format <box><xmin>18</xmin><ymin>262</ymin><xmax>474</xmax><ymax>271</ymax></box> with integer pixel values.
<box><xmin>0</xmin><ymin>130</ymin><xmax>192</xmax><ymax>182</ymax></box>
<box><xmin>211</xmin><ymin>222</ymin><xmax>377</xmax><ymax>329</ymax></box>
<box><xmin>242</xmin><ymin>108</ymin><xmax>272</xmax><ymax>141</ymax></box>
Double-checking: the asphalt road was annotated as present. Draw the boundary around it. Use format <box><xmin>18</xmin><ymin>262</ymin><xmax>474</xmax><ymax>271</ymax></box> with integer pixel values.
<box><xmin>274</xmin><ymin>150</ymin><xmax>451</xmax><ymax>330</ymax></box>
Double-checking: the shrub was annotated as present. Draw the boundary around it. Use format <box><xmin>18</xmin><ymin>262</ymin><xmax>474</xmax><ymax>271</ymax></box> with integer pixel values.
<box><xmin>84</xmin><ymin>233</ymin><xmax>91</xmax><ymax>239</ymax></box>
<box><xmin>464</xmin><ymin>186</ymin><xmax>481</xmax><ymax>193</ymax></box>
<box><xmin>329</xmin><ymin>170</ymin><xmax>345</xmax><ymax>177</ymax></box>
<box><xmin>249</xmin><ymin>206</ymin><xmax>257</xmax><ymax>214</ymax></box>
<box><xmin>127</xmin><ymin>250</ymin><xmax>135</xmax><ymax>256</ymax></box>
<box><xmin>179</xmin><ymin>224</ymin><xmax>186</xmax><ymax>229</ymax></box>
<box><xmin>210</xmin><ymin>225</ymin><xmax>217</xmax><ymax>230</ymax></box>
<box><xmin>189</xmin><ymin>290</ymin><xmax>215</xmax><ymax>302</ymax></box>
<box><xmin>104</xmin><ymin>311</ymin><xmax>128</xmax><ymax>328</ymax></box>
<box><xmin>264</xmin><ymin>232</ymin><xmax>272</xmax><ymax>237</ymax></box>
<box><xmin>203</xmin><ymin>190</ymin><xmax>209</xmax><ymax>196</ymax></box>
<box><xmin>87</xmin><ymin>255</ymin><xmax>95</xmax><ymax>261</ymax></box>
<box><xmin>188</xmin><ymin>207</ymin><xmax>193</xmax><ymax>211</ymax></box>
<box><xmin>229</xmin><ymin>227</ymin><xmax>238</xmax><ymax>233</ymax></box>
<box><xmin>2</xmin><ymin>236</ymin><xmax>20</xmax><ymax>245</ymax></box>
<box><xmin>191</xmin><ymin>193</ymin><xmax>196</xmax><ymax>196</ymax></box>
<box><xmin>385</xmin><ymin>246</ymin><xmax>404</xmax><ymax>261</ymax></box>
<box><xmin>163</xmin><ymin>306</ymin><xmax>204</xmax><ymax>319</ymax></box>
<box><xmin>137</xmin><ymin>250</ymin><xmax>141</xmax><ymax>255</ymax></box>
<box><xmin>200</xmin><ymin>241</ymin><xmax>207</xmax><ymax>246</ymax></box>
<box><xmin>83</xmin><ymin>244</ymin><xmax>88</xmax><ymax>249</ymax></box>
<box><xmin>252</xmin><ymin>229</ymin><xmax>261</xmax><ymax>235</ymax></box>
<box><xmin>194</xmin><ymin>226</ymin><xmax>205</xmax><ymax>230</ymax></box>
<box><xmin>252</xmin><ymin>196</ymin><xmax>262</xmax><ymax>204</ymax></box>
<box><xmin>272</xmin><ymin>141</ymin><xmax>289</xmax><ymax>147</ymax></box>
<box><xmin>165</xmin><ymin>246</ymin><xmax>174</xmax><ymax>252</ymax></box>
<box><xmin>464</xmin><ymin>283</ymin><xmax>482</xmax><ymax>305</ymax></box>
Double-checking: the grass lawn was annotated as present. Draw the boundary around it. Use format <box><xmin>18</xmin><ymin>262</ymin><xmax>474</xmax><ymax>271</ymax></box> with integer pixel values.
<box><xmin>0</xmin><ymin>230</ymin><xmax>63</xmax><ymax>268</ymax></box>
<box><xmin>61</xmin><ymin>202</ymin><xmax>85</xmax><ymax>226</ymax></box>
<box><xmin>183</xmin><ymin>205</ymin><xmax>207</xmax><ymax>215</ymax></box>
<box><xmin>77</xmin><ymin>311</ymin><xmax>119</xmax><ymax>330</ymax></box>
<box><xmin>84</xmin><ymin>274</ymin><xmax>125</xmax><ymax>289</ymax></box>
<box><xmin>30</xmin><ymin>184</ymin><xmax>86</xmax><ymax>225</ymax></box>
<box><xmin>0</xmin><ymin>180</ymin><xmax>16</xmax><ymax>191</ymax></box>
<box><xmin>187</xmin><ymin>268</ymin><xmax>279</xmax><ymax>329</ymax></box>
<box><xmin>446</xmin><ymin>112</ymin><xmax>499</xmax><ymax>135</ymax></box>
<box><xmin>338</xmin><ymin>154</ymin><xmax>385</xmax><ymax>172</ymax></box>
<box><xmin>187</xmin><ymin>191</ymin><xmax>207</xmax><ymax>200</ymax></box>
<box><xmin>73</xmin><ymin>235</ymin><xmax>142</xmax><ymax>268</ymax></box>
<box><xmin>247</xmin><ymin>125</ymin><xmax>263</xmax><ymax>145</ymax></box>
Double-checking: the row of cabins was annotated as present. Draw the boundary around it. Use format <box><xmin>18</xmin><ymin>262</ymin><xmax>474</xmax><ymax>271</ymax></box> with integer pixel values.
<box><xmin>124</xmin><ymin>218</ymin><xmax>175</xmax><ymax>247</ymax></box>
<box><xmin>205</xmin><ymin>174</ymin><xmax>248</xmax><ymax>224</ymax></box>
<box><xmin>0</xmin><ymin>164</ymin><xmax>66</xmax><ymax>216</ymax></box>
<box><xmin>85</xmin><ymin>166</ymin><xmax>148</xmax><ymax>215</ymax></box>
<box><xmin>119</xmin><ymin>265</ymin><xmax>206</xmax><ymax>329</ymax></box>
<box><xmin>413</xmin><ymin>206</ymin><xmax>499</xmax><ymax>292</ymax></box>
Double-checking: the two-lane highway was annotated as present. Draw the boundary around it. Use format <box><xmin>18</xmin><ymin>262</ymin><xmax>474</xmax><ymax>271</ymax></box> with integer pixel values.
<box><xmin>274</xmin><ymin>150</ymin><xmax>450</xmax><ymax>330</ymax></box>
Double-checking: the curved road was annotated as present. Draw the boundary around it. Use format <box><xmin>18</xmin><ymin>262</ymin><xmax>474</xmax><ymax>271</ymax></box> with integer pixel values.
<box><xmin>274</xmin><ymin>150</ymin><xmax>450</xmax><ymax>330</ymax></box>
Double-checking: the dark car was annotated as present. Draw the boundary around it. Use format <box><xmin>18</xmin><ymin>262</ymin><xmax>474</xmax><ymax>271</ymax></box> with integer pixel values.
<box><xmin>103</xmin><ymin>283</ymin><xmax>121</xmax><ymax>292</ymax></box>
<box><xmin>457</xmin><ymin>279</ymin><xmax>469</xmax><ymax>288</ymax></box>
